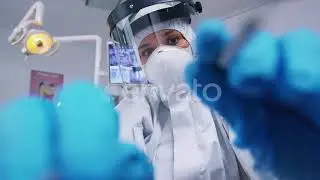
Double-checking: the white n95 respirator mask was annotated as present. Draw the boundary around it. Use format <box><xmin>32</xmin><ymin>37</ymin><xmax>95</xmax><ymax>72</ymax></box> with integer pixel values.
<box><xmin>143</xmin><ymin>46</ymin><xmax>193</xmax><ymax>93</ymax></box>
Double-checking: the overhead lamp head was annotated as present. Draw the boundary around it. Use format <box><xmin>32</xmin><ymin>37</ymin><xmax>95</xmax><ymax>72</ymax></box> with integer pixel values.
<box><xmin>21</xmin><ymin>30</ymin><xmax>59</xmax><ymax>56</ymax></box>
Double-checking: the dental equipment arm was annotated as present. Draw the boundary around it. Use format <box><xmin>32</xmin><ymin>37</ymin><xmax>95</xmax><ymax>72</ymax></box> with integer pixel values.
<box><xmin>8</xmin><ymin>1</ymin><xmax>44</xmax><ymax>45</ymax></box>
<box><xmin>54</xmin><ymin>35</ymin><xmax>103</xmax><ymax>85</ymax></box>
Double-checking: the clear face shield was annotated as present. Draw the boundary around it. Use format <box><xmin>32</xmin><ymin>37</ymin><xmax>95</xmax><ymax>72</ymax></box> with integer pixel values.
<box><xmin>107</xmin><ymin>0</ymin><xmax>202</xmax><ymax>88</ymax></box>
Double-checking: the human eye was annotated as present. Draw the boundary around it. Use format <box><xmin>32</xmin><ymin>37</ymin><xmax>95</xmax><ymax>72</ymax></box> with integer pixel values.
<box><xmin>139</xmin><ymin>47</ymin><xmax>156</xmax><ymax>64</ymax></box>
<box><xmin>166</xmin><ymin>36</ymin><xmax>180</xmax><ymax>46</ymax></box>
<box><xmin>141</xmin><ymin>48</ymin><xmax>155</xmax><ymax>58</ymax></box>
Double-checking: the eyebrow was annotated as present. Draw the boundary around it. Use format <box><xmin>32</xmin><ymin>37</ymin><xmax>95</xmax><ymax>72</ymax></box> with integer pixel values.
<box><xmin>163</xmin><ymin>30</ymin><xmax>176</xmax><ymax>36</ymax></box>
<box><xmin>138</xmin><ymin>43</ymin><xmax>150</xmax><ymax>50</ymax></box>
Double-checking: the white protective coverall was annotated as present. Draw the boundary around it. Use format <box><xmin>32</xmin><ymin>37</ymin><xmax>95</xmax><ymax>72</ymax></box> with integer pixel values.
<box><xmin>115</xmin><ymin>16</ymin><xmax>252</xmax><ymax>179</ymax></box>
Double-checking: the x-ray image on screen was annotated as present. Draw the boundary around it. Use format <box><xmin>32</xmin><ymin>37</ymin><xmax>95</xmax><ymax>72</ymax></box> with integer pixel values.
<box><xmin>108</xmin><ymin>41</ymin><xmax>147</xmax><ymax>84</ymax></box>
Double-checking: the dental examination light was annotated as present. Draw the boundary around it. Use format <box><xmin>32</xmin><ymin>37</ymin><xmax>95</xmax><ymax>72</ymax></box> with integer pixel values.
<box><xmin>8</xmin><ymin>1</ymin><xmax>105</xmax><ymax>85</ymax></box>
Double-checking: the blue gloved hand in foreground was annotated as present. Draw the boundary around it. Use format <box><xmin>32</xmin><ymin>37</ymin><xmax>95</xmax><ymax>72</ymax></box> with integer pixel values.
<box><xmin>0</xmin><ymin>82</ymin><xmax>153</xmax><ymax>180</ymax></box>
<box><xmin>185</xmin><ymin>20</ymin><xmax>320</xmax><ymax>180</ymax></box>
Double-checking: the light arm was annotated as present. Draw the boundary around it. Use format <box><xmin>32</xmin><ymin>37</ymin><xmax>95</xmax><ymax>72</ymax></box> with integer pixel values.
<box><xmin>54</xmin><ymin>35</ymin><xmax>103</xmax><ymax>85</ymax></box>
<box><xmin>19</xmin><ymin>1</ymin><xmax>44</xmax><ymax>26</ymax></box>
<box><xmin>8</xmin><ymin>1</ymin><xmax>45</xmax><ymax>45</ymax></box>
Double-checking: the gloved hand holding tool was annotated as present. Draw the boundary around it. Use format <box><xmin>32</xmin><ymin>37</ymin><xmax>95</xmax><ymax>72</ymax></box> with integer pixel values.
<box><xmin>185</xmin><ymin>18</ymin><xmax>320</xmax><ymax>180</ymax></box>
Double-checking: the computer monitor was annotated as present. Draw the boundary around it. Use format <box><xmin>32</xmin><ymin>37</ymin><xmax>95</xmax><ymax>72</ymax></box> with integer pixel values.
<box><xmin>108</xmin><ymin>41</ymin><xmax>147</xmax><ymax>84</ymax></box>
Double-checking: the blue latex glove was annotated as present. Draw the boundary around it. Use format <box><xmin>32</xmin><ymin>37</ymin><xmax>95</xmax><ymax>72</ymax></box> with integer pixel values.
<box><xmin>185</xmin><ymin>20</ymin><xmax>320</xmax><ymax>180</ymax></box>
<box><xmin>0</xmin><ymin>82</ymin><xmax>153</xmax><ymax>180</ymax></box>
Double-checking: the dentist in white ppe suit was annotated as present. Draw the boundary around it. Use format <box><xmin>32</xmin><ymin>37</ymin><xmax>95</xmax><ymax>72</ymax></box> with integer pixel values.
<box><xmin>107</xmin><ymin>0</ymin><xmax>250</xmax><ymax>179</ymax></box>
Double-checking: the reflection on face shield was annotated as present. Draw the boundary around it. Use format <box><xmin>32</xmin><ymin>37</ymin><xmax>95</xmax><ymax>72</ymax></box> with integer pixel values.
<box><xmin>138</xmin><ymin>29</ymin><xmax>191</xmax><ymax>65</ymax></box>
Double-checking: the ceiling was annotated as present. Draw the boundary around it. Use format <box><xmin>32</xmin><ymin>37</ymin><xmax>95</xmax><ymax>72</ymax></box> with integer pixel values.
<box><xmin>0</xmin><ymin>0</ymin><xmax>272</xmax><ymax>37</ymax></box>
<box><xmin>0</xmin><ymin>0</ymin><xmax>108</xmax><ymax>36</ymax></box>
